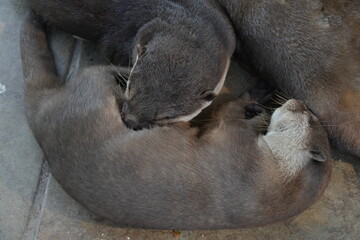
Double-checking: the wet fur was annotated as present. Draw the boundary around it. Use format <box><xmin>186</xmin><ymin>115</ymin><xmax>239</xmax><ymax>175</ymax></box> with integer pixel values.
<box><xmin>21</xmin><ymin>13</ymin><xmax>331</xmax><ymax>230</ymax></box>
<box><xmin>29</xmin><ymin>0</ymin><xmax>236</xmax><ymax>129</ymax></box>
<box><xmin>217</xmin><ymin>0</ymin><xmax>360</xmax><ymax>158</ymax></box>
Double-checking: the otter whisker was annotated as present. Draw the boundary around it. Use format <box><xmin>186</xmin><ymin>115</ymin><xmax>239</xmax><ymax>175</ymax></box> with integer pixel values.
<box><xmin>272</xmin><ymin>99</ymin><xmax>287</xmax><ymax>106</ymax></box>
<box><xmin>252</xmin><ymin>102</ymin><xmax>276</xmax><ymax>110</ymax></box>
<box><xmin>118</xmin><ymin>67</ymin><xmax>131</xmax><ymax>77</ymax></box>
<box><xmin>276</xmin><ymin>90</ymin><xmax>292</xmax><ymax>100</ymax></box>
<box><xmin>129</xmin><ymin>54</ymin><xmax>139</xmax><ymax>78</ymax></box>
<box><xmin>107</xmin><ymin>59</ymin><xmax>128</xmax><ymax>85</ymax></box>
<box><xmin>274</xmin><ymin>91</ymin><xmax>290</xmax><ymax>99</ymax></box>
<box><xmin>273</xmin><ymin>93</ymin><xmax>289</xmax><ymax>105</ymax></box>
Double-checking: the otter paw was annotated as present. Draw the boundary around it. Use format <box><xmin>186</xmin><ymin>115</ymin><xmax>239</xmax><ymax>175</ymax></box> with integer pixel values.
<box><xmin>245</xmin><ymin>104</ymin><xmax>265</xmax><ymax>119</ymax></box>
<box><xmin>237</xmin><ymin>92</ymin><xmax>265</xmax><ymax>119</ymax></box>
<box><xmin>249</xmin><ymin>81</ymin><xmax>275</xmax><ymax>104</ymax></box>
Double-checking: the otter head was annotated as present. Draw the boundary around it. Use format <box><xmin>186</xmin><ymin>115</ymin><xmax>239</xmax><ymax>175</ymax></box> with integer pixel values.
<box><xmin>264</xmin><ymin>99</ymin><xmax>331</xmax><ymax>176</ymax></box>
<box><xmin>120</xmin><ymin>18</ymin><xmax>231</xmax><ymax>130</ymax></box>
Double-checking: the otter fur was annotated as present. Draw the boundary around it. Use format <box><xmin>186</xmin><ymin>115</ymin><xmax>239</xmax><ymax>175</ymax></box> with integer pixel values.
<box><xmin>20</xmin><ymin>13</ymin><xmax>331</xmax><ymax>230</ymax></box>
<box><xmin>29</xmin><ymin>0</ymin><xmax>236</xmax><ymax>130</ymax></box>
<box><xmin>217</xmin><ymin>0</ymin><xmax>360</xmax><ymax>158</ymax></box>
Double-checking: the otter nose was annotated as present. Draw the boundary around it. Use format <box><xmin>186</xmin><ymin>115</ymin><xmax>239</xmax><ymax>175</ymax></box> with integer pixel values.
<box><xmin>121</xmin><ymin>102</ymin><xmax>155</xmax><ymax>130</ymax></box>
<box><xmin>121</xmin><ymin>102</ymin><xmax>130</xmax><ymax>115</ymax></box>
<box><xmin>121</xmin><ymin>102</ymin><xmax>140</xmax><ymax>129</ymax></box>
<box><xmin>285</xmin><ymin>99</ymin><xmax>307</xmax><ymax>112</ymax></box>
<box><xmin>121</xmin><ymin>113</ymin><xmax>140</xmax><ymax>129</ymax></box>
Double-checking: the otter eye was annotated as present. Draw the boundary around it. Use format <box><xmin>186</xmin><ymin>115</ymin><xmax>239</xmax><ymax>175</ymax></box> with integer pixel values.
<box><xmin>200</xmin><ymin>90</ymin><xmax>217</xmax><ymax>101</ymax></box>
<box><xmin>156</xmin><ymin>110</ymin><xmax>176</xmax><ymax>121</ymax></box>
<box><xmin>156</xmin><ymin>115</ymin><xmax>175</xmax><ymax>121</ymax></box>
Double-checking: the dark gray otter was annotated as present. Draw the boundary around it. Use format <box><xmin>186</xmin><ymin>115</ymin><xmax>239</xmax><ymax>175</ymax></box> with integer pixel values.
<box><xmin>21</xmin><ymin>13</ymin><xmax>331</xmax><ymax>230</ymax></box>
<box><xmin>29</xmin><ymin>0</ymin><xmax>236</xmax><ymax>130</ymax></box>
<box><xmin>217</xmin><ymin>0</ymin><xmax>360</xmax><ymax>158</ymax></box>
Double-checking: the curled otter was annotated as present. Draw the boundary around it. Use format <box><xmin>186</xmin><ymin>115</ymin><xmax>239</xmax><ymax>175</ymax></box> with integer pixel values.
<box><xmin>21</xmin><ymin>13</ymin><xmax>332</xmax><ymax>230</ymax></box>
<box><xmin>218</xmin><ymin>0</ymin><xmax>360</xmax><ymax>157</ymax></box>
<box><xmin>29</xmin><ymin>0</ymin><xmax>236</xmax><ymax>130</ymax></box>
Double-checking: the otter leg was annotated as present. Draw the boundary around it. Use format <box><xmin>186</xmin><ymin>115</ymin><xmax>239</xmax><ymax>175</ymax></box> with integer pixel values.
<box><xmin>210</xmin><ymin>92</ymin><xmax>268</xmax><ymax>135</ymax></box>
<box><xmin>245</xmin><ymin>81</ymin><xmax>275</xmax><ymax>119</ymax></box>
<box><xmin>214</xmin><ymin>92</ymin><xmax>267</xmax><ymax>121</ymax></box>
<box><xmin>20</xmin><ymin>11</ymin><xmax>64</xmax><ymax>125</ymax></box>
<box><xmin>21</xmin><ymin>11</ymin><xmax>60</xmax><ymax>93</ymax></box>
<box><xmin>212</xmin><ymin>92</ymin><xmax>250</xmax><ymax>121</ymax></box>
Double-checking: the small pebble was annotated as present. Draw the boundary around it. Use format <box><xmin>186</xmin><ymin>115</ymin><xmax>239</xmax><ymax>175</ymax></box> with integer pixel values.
<box><xmin>0</xmin><ymin>83</ymin><xmax>5</xmax><ymax>94</ymax></box>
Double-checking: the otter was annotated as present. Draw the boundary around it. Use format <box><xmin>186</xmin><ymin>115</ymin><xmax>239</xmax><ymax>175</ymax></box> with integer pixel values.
<box><xmin>28</xmin><ymin>0</ymin><xmax>236</xmax><ymax>130</ymax></box>
<box><xmin>217</xmin><ymin>0</ymin><xmax>360</xmax><ymax>157</ymax></box>
<box><xmin>21</xmin><ymin>13</ymin><xmax>331</xmax><ymax>230</ymax></box>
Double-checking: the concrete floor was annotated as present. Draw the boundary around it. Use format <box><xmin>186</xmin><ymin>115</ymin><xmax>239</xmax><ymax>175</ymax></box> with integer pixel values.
<box><xmin>0</xmin><ymin>1</ymin><xmax>359</xmax><ymax>239</ymax></box>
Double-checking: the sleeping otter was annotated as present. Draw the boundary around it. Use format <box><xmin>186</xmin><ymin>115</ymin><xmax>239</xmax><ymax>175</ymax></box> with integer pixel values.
<box><xmin>217</xmin><ymin>0</ymin><xmax>360</xmax><ymax>157</ymax></box>
<box><xmin>20</xmin><ymin>12</ymin><xmax>332</xmax><ymax>230</ymax></box>
<box><xmin>29</xmin><ymin>0</ymin><xmax>236</xmax><ymax>130</ymax></box>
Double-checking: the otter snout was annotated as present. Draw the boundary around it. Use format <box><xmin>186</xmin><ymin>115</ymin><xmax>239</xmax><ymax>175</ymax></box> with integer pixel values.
<box><xmin>121</xmin><ymin>114</ymin><xmax>139</xmax><ymax>129</ymax></box>
<box><xmin>284</xmin><ymin>99</ymin><xmax>307</xmax><ymax>112</ymax></box>
<box><xmin>121</xmin><ymin>102</ymin><xmax>153</xmax><ymax>130</ymax></box>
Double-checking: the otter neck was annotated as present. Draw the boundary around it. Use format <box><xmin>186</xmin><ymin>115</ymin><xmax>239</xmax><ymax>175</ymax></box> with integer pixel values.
<box><xmin>262</xmin><ymin>133</ymin><xmax>310</xmax><ymax>178</ymax></box>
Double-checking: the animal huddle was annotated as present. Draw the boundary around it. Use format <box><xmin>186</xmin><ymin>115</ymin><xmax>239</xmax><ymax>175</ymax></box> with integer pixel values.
<box><xmin>20</xmin><ymin>0</ymin><xmax>359</xmax><ymax>230</ymax></box>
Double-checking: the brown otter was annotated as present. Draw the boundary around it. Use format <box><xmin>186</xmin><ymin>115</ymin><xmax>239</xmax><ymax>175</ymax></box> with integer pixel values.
<box><xmin>217</xmin><ymin>0</ymin><xmax>360</xmax><ymax>158</ymax></box>
<box><xmin>28</xmin><ymin>0</ymin><xmax>236</xmax><ymax>130</ymax></box>
<box><xmin>21</xmin><ymin>13</ymin><xmax>331</xmax><ymax>230</ymax></box>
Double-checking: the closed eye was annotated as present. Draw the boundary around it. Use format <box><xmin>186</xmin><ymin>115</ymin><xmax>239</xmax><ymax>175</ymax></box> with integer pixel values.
<box><xmin>158</xmin><ymin>116</ymin><xmax>173</xmax><ymax>121</ymax></box>
<box><xmin>156</xmin><ymin>107</ymin><xmax>179</xmax><ymax>121</ymax></box>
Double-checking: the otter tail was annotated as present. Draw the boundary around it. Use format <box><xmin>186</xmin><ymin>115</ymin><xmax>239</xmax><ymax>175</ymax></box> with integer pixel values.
<box><xmin>20</xmin><ymin>12</ymin><xmax>60</xmax><ymax>105</ymax></box>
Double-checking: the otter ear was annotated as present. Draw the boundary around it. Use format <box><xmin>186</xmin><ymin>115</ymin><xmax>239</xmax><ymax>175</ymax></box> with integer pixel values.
<box><xmin>308</xmin><ymin>148</ymin><xmax>326</xmax><ymax>162</ymax></box>
<box><xmin>135</xmin><ymin>18</ymin><xmax>167</xmax><ymax>57</ymax></box>
<box><xmin>200</xmin><ymin>91</ymin><xmax>217</xmax><ymax>102</ymax></box>
<box><xmin>136</xmin><ymin>44</ymin><xmax>147</xmax><ymax>57</ymax></box>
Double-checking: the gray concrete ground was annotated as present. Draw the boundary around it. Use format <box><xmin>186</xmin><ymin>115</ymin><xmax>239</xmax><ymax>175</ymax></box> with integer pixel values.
<box><xmin>0</xmin><ymin>0</ymin><xmax>359</xmax><ymax>239</ymax></box>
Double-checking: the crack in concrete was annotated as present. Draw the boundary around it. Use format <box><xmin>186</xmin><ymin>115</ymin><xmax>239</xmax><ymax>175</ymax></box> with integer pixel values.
<box><xmin>21</xmin><ymin>159</ymin><xmax>51</xmax><ymax>240</ymax></box>
<box><xmin>20</xmin><ymin>36</ymin><xmax>80</xmax><ymax>240</ymax></box>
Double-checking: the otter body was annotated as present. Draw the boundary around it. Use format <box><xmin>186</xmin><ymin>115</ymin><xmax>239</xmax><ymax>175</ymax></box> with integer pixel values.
<box><xmin>29</xmin><ymin>0</ymin><xmax>236</xmax><ymax>129</ymax></box>
<box><xmin>218</xmin><ymin>0</ymin><xmax>360</xmax><ymax>157</ymax></box>
<box><xmin>21</xmin><ymin>14</ymin><xmax>331</xmax><ymax>230</ymax></box>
